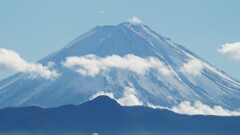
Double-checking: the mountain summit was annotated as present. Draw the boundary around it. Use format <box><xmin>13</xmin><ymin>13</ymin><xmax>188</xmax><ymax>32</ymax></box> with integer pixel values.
<box><xmin>0</xmin><ymin>22</ymin><xmax>240</xmax><ymax>110</ymax></box>
<box><xmin>40</xmin><ymin>22</ymin><xmax>172</xmax><ymax>63</ymax></box>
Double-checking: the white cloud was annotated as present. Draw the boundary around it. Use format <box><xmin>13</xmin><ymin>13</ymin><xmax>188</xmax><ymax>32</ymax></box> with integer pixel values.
<box><xmin>128</xmin><ymin>16</ymin><xmax>142</xmax><ymax>24</ymax></box>
<box><xmin>63</xmin><ymin>54</ymin><xmax>173</xmax><ymax>77</ymax></box>
<box><xmin>90</xmin><ymin>91</ymin><xmax>115</xmax><ymax>100</ymax></box>
<box><xmin>170</xmin><ymin>101</ymin><xmax>240</xmax><ymax>116</ymax></box>
<box><xmin>97</xmin><ymin>10</ymin><xmax>105</xmax><ymax>14</ymax></box>
<box><xmin>179</xmin><ymin>58</ymin><xmax>204</xmax><ymax>76</ymax></box>
<box><xmin>218</xmin><ymin>42</ymin><xmax>240</xmax><ymax>60</ymax></box>
<box><xmin>90</xmin><ymin>89</ymin><xmax>240</xmax><ymax>116</ymax></box>
<box><xmin>117</xmin><ymin>87</ymin><xmax>143</xmax><ymax>106</ymax></box>
<box><xmin>0</xmin><ymin>48</ymin><xmax>59</xmax><ymax>79</ymax></box>
<box><xmin>90</xmin><ymin>87</ymin><xmax>143</xmax><ymax>106</ymax></box>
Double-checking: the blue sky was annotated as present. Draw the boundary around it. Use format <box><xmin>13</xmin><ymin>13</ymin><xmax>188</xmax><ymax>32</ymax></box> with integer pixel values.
<box><xmin>0</xmin><ymin>0</ymin><xmax>240</xmax><ymax>80</ymax></box>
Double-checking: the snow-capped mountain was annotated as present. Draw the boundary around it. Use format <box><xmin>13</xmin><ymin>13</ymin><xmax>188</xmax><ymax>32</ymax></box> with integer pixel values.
<box><xmin>0</xmin><ymin>22</ymin><xmax>240</xmax><ymax>110</ymax></box>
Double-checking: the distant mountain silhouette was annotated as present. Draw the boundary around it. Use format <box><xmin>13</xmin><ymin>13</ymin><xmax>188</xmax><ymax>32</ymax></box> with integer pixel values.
<box><xmin>0</xmin><ymin>96</ymin><xmax>239</xmax><ymax>135</ymax></box>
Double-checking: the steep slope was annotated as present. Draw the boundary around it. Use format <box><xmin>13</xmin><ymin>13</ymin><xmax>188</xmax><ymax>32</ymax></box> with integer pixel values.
<box><xmin>0</xmin><ymin>22</ymin><xmax>240</xmax><ymax>110</ymax></box>
<box><xmin>0</xmin><ymin>96</ymin><xmax>239</xmax><ymax>135</ymax></box>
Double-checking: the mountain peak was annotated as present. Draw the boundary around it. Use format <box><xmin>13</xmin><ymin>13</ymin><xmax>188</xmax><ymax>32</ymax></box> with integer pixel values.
<box><xmin>40</xmin><ymin>22</ymin><xmax>167</xmax><ymax>63</ymax></box>
<box><xmin>115</xmin><ymin>22</ymin><xmax>150</xmax><ymax>32</ymax></box>
<box><xmin>98</xmin><ymin>22</ymin><xmax>143</xmax><ymax>27</ymax></box>
<box><xmin>96</xmin><ymin>22</ymin><xmax>146</xmax><ymax>33</ymax></box>
<box><xmin>117</xmin><ymin>22</ymin><xmax>143</xmax><ymax>27</ymax></box>
<box><xmin>80</xmin><ymin>96</ymin><xmax>123</xmax><ymax>112</ymax></box>
<box><xmin>88</xmin><ymin>95</ymin><xmax>119</xmax><ymax>106</ymax></box>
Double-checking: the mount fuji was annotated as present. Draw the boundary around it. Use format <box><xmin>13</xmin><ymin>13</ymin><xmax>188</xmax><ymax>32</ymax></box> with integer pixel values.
<box><xmin>0</xmin><ymin>22</ymin><xmax>240</xmax><ymax>111</ymax></box>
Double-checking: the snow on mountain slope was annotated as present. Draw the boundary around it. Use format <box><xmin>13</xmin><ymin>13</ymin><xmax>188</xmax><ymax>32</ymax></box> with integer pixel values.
<box><xmin>0</xmin><ymin>22</ymin><xmax>240</xmax><ymax>111</ymax></box>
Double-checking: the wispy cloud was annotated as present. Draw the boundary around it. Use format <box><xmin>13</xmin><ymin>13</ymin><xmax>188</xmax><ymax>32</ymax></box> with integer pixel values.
<box><xmin>63</xmin><ymin>54</ymin><xmax>173</xmax><ymax>77</ymax></box>
<box><xmin>128</xmin><ymin>16</ymin><xmax>142</xmax><ymax>24</ymax></box>
<box><xmin>90</xmin><ymin>91</ymin><xmax>115</xmax><ymax>100</ymax></box>
<box><xmin>179</xmin><ymin>58</ymin><xmax>204</xmax><ymax>76</ymax></box>
<box><xmin>218</xmin><ymin>42</ymin><xmax>240</xmax><ymax>60</ymax></box>
<box><xmin>170</xmin><ymin>101</ymin><xmax>240</xmax><ymax>116</ymax></box>
<box><xmin>0</xmin><ymin>48</ymin><xmax>59</xmax><ymax>79</ymax></box>
<box><xmin>90</xmin><ymin>87</ymin><xmax>143</xmax><ymax>106</ymax></box>
<box><xmin>97</xmin><ymin>10</ymin><xmax>105</xmax><ymax>14</ymax></box>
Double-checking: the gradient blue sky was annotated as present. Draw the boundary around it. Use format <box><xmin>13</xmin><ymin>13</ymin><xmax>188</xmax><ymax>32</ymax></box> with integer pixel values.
<box><xmin>0</xmin><ymin>0</ymin><xmax>240</xmax><ymax>80</ymax></box>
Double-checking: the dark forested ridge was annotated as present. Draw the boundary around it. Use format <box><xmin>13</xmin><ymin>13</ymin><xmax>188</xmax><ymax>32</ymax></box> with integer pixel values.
<box><xmin>0</xmin><ymin>96</ymin><xmax>239</xmax><ymax>135</ymax></box>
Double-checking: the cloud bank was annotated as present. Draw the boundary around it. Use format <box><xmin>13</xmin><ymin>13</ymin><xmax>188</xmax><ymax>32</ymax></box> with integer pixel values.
<box><xmin>90</xmin><ymin>87</ymin><xmax>143</xmax><ymax>106</ymax></box>
<box><xmin>0</xmin><ymin>48</ymin><xmax>59</xmax><ymax>79</ymax></box>
<box><xmin>63</xmin><ymin>54</ymin><xmax>173</xmax><ymax>77</ymax></box>
<box><xmin>91</xmin><ymin>89</ymin><xmax>240</xmax><ymax>116</ymax></box>
<box><xmin>179</xmin><ymin>58</ymin><xmax>204</xmax><ymax>76</ymax></box>
<box><xmin>170</xmin><ymin>101</ymin><xmax>240</xmax><ymax>116</ymax></box>
<box><xmin>128</xmin><ymin>16</ymin><xmax>142</xmax><ymax>24</ymax></box>
<box><xmin>218</xmin><ymin>42</ymin><xmax>240</xmax><ymax>60</ymax></box>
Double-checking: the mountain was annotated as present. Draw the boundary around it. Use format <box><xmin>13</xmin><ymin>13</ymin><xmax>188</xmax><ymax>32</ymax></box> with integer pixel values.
<box><xmin>0</xmin><ymin>96</ymin><xmax>239</xmax><ymax>135</ymax></box>
<box><xmin>0</xmin><ymin>22</ymin><xmax>240</xmax><ymax>110</ymax></box>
